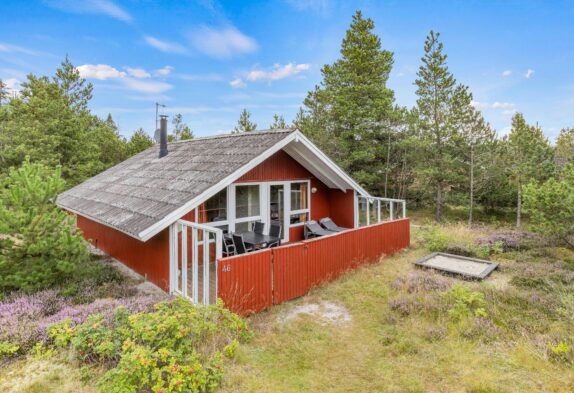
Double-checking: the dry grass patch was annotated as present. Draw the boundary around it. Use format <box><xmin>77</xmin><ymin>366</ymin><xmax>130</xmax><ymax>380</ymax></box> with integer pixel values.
<box><xmin>221</xmin><ymin>224</ymin><xmax>574</xmax><ymax>393</ymax></box>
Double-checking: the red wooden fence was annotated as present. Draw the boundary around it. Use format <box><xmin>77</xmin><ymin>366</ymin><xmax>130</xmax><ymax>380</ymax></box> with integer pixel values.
<box><xmin>217</xmin><ymin>218</ymin><xmax>410</xmax><ymax>315</ymax></box>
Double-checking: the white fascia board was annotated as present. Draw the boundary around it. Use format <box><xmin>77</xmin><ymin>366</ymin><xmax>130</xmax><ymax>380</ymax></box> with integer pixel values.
<box><xmin>137</xmin><ymin>132</ymin><xmax>298</xmax><ymax>241</ymax></box>
<box><xmin>291</xmin><ymin>130</ymin><xmax>371</xmax><ymax>197</ymax></box>
<box><xmin>283</xmin><ymin>146</ymin><xmax>348</xmax><ymax>191</ymax></box>
<box><xmin>138</xmin><ymin>129</ymin><xmax>371</xmax><ymax>242</ymax></box>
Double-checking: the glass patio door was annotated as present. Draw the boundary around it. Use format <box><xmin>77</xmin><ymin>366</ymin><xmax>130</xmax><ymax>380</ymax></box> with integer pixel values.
<box><xmin>269</xmin><ymin>184</ymin><xmax>288</xmax><ymax>242</ymax></box>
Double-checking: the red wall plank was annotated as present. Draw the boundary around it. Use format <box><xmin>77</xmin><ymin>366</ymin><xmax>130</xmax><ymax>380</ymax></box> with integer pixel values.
<box><xmin>76</xmin><ymin>215</ymin><xmax>170</xmax><ymax>291</ymax></box>
<box><xmin>217</xmin><ymin>249</ymin><xmax>273</xmax><ymax>315</ymax></box>
<box><xmin>237</xmin><ymin>150</ymin><xmax>311</xmax><ymax>182</ymax></box>
<box><xmin>218</xmin><ymin>219</ymin><xmax>411</xmax><ymax>315</ymax></box>
<box><xmin>328</xmin><ymin>189</ymin><xmax>355</xmax><ymax>229</ymax></box>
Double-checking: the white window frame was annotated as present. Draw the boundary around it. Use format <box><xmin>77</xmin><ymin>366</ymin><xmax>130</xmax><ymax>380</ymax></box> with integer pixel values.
<box><xmin>229</xmin><ymin>183</ymin><xmax>263</xmax><ymax>234</ymax></box>
<box><xmin>288</xmin><ymin>180</ymin><xmax>311</xmax><ymax>228</ymax></box>
<box><xmin>197</xmin><ymin>179</ymin><xmax>312</xmax><ymax>244</ymax></box>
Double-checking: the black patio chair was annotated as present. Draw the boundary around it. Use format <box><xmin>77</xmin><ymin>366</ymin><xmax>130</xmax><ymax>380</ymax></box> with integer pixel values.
<box><xmin>254</xmin><ymin>221</ymin><xmax>265</xmax><ymax>235</ymax></box>
<box><xmin>222</xmin><ymin>235</ymin><xmax>236</xmax><ymax>257</ymax></box>
<box><xmin>268</xmin><ymin>221</ymin><xmax>282</xmax><ymax>247</ymax></box>
<box><xmin>304</xmin><ymin>220</ymin><xmax>336</xmax><ymax>239</ymax></box>
<box><xmin>319</xmin><ymin>217</ymin><xmax>349</xmax><ymax>233</ymax></box>
<box><xmin>232</xmin><ymin>234</ymin><xmax>254</xmax><ymax>255</ymax></box>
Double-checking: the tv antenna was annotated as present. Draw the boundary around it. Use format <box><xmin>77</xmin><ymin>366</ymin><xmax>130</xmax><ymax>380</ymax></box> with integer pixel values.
<box><xmin>155</xmin><ymin>102</ymin><xmax>166</xmax><ymax>131</ymax></box>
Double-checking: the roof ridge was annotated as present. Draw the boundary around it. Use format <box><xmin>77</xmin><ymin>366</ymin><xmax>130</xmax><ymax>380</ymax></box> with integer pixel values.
<box><xmin>167</xmin><ymin>128</ymin><xmax>296</xmax><ymax>145</ymax></box>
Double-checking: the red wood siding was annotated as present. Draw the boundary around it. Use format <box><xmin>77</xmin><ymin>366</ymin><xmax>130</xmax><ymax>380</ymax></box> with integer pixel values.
<box><xmin>328</xmin><ymin>189</ymin><xmax>355</xmax><ymax>229</ymax></box>
<box><xmin>217</xmin><ymin>249</ymin><xmax>273</xmax><ymax>314</ymax></box>
<box><xmin>76</xmin><ymin>215</ymin><xmax>170</xmax><ymax>291</ymax></box>
<box><xmin>218</xmin><ymin>219</ymin><xmax>410</xmax><ymax>315</ymax></box>
<box><xmin>237</xmin><ymin>150</ymin><xmax>311</xmax><ymax>182</ymax></box>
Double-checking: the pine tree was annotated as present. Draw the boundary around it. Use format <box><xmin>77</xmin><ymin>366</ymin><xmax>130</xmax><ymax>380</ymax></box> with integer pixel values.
<box><xmin>171</xmin><ymin>113</ymin><xmax>194</xmax><ymax>141</ymax></box>
<box><xmin>270</xmin><ymin>114</ymin><xmax>287</xmax><ymax>129</ymax></box>
<box><xmin>0</xmin><ymin>57</ymin><xmax>127</xmax><ymax>185</ymax></box>
<box><xmin>414</xmin><ymin>31</ymin><xmax>458</xmax><ymax>222</ymax></box>
<box><xmin>555</xmin><ymin>127</ymin><xmax>574</xmax><ymax>170</ymax></box>
<box><xmin>233</xmin><ymin>109</ymin><xmax>257</xmax><ymax>133</ymax></box>
<box><xmin>0</xmin><ymin>159</ymin><xmax>88</xmax><ymax>293</ymax></box>
<box><xmin>301</xmin><ymin>10</ymin><xmax>396</xmax><ymax>193</ymax></box>
<box><xmin>507</xmin><ymin>113</ymin><xmax>555</xmax><ymax>228</ymax></box>
<box><xmin>0</xmin><ymin>79</ymin><xmax>7</xmax><ymax>106</ymax></box>
<box><xmin>127</xmin><ymin>128</ymin><xmax>154</xmax><ymax>156</ymax></box>
<box><xmin>451</xmin><ymin>84</ymin><xmax>496</xmax><ymax>225</ymax></box>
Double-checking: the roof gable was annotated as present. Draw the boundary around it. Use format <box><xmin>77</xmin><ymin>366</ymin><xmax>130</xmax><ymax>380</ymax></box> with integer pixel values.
<box><xmin>58</xmin><ymin>129</ymin><xmax>369</xmax><ymax>241</ymax></box>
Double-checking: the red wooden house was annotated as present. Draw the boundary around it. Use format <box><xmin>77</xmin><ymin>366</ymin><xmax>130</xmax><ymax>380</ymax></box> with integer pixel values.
<box><xmin>58</xmin><ymin>118</ymin><xmax>409</xmax><ymax>314</ymax></box>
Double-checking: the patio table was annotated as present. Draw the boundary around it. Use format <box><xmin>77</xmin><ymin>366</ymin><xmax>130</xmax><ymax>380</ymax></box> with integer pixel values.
<box><xmin>241</xmin><ymin>232</ymin><xmax>280</xmax><ymax>248</ymax></box>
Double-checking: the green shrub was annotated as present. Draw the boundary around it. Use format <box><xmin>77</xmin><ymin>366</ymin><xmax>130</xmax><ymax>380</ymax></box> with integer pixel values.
<box><xmin>445</xmin><ymin>284</ymin><xmax>487</xmax><ymax>321</ymax></box>
<box><xmin>424</xmin><ymin>227</ymin><xmax>449</xmax><ymax>252</ymax></box>
<box><xmin>547</xmin><ymin>341</ymin><xmax>572</xmax><ymax>364</ymax></box>
<box><xmin>0</xmin><ymin>341</ymin><xmax>19</xmax><ymax>358</ymax></box>
<box><xmin>523</xmin><ymin>166</ymin><xmax>574</xmax><ymax>248</ymax></box>
<box><xmin>0</xmin><ymin>159</ymin><xmax>88</xmax><ymax>294</ymax></box>
<box><xmin>49</xmin><ymin>297</ymin><xmax>250</xmax><ymax>393</ymax></box>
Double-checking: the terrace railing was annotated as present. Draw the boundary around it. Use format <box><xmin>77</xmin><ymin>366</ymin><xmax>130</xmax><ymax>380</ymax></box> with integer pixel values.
<box><xmin>356</xmin><ymin>196</ymin><xmax>407</xmax><ymax>227</ymax></box>
<box><xmin>169</xmin><ymin>220</ymin><xmax>223</xmax><ymax>305</ymax></box>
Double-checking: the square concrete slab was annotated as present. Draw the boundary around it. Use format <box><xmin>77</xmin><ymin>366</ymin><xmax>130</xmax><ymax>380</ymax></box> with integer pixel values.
<box><xmin>415</xmin><ymin>252</ymin><xmax>498</xmax><ymax>279</ymax></box>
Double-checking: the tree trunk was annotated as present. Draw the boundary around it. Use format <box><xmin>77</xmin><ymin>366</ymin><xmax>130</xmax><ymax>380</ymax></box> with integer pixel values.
<box><xmin>384</xmin><ymin>132</ymin><xmax>391</xmax><ymax>198</ymax></box>
<box><xmin>436</xmin><ymin>181</ymin><xmax>443</xmax><ymax>222</ymax></box>
<box><xmin>469</xmin><ymin>146</ymin><xmax>474</xmax><ymax>227</ymax></box>
<box><xmin>516</xmin><ymin>176</ymin><xmax>522</xmax><ymax>228</ymax></box>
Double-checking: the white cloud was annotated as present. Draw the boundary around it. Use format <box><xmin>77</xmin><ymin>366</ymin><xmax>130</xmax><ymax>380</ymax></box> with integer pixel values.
<box><xmin>178</xmin><ymin>73</ymin><xmax>222</xmax><ymax>81</ymax></box>
<box><xmin>502</xmin><ymin>109</ymin><xmax>517</xmax><ymax>116</ymax></box>
<box><xmin>0</xmin><ymin>42</ymin><xmax>40</xmax><ymax>56</ymax></box>
<box><xmin>502</xmin><ymin>70</ymin><xmax>512</xmax><ymax>77</ymax></box>
<box><xmin>144</xmin><ymin>36</ymin><xmax>187</xmax><ymax>54</ymax></box>
<box><xmin>471</xmin><ymin>101</ymin><xmax>516</xmax><ymax>111</ymax></box>
<box><xmin>245</xmin><ymin>63</ymin><xmax>311</xmax><ymax>83</ymax></box>
<box><xmin>189</xmin><ymin>26</ymin><xmax>257</xmax><ymax>59</ymax></box>
<box><xmin>45</xmin><ymin>0</ymin><xmax>132</xmax><ymax>23</ymax></box>
<box><xmin>120</xmin><ymin>78</ymin><xmax>172</xmax><ymax>94</ymax></box>
<box><xmin>77</xmin><ymin>64</ymin><xmax>126</xmax><ymax>80</ymax></box>
<box><xmin>230</xmin><ymin>78</ymin><xmax>246</xmax><ymax>89</ymax></box>
<box><xmin>2</xmin><ymin>78</ymin><xmax>21</xmax><ymax>96</ymax></box>
<box><xmin>285</xmin><ymin>0</ymin><xmax>330</xmax><ymax>13</ymax></box>
<box><xmin>154</xmin><ymin>66</ymin><xmax>174</xmax><ymax>76</ymax></box>
<box><xmin>491</xmin><ymin>102</ymin><xmax>515</xmax><ymax>110</ymax></box>
<box><xmin>525</xmin><ymin>68</ymin><xmax>535</xmax><ymax>79</ymax></box>
<box><xmin>77</xmin><ymin>63</ymin><xmax>172</xmax><ymax>93</ymax></box>
<box><xmin>126</xmin><ymin>67</ymin><xmax>150</xmax><ymax>78</ymax></box>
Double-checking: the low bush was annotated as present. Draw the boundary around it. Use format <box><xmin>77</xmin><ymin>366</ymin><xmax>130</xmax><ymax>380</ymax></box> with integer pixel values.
<box><xmin>0</xmin><ymin>289</ymin><xmax>160</xmax><ymax>355</ymax></box>
<box><xmin>48</xmin><ymin>297</ymin><xmax>250</xmax><ymax>393</ymax></box>
<box><xmin>391</xmin><ymin>271</ymin><xmax>451</xmax><ymax>293</ymax></box>
<box><xmin>547</xmin><ymin>341</ymin><xmax>572</xmax><ymax>364</ymax></box>
<box><xmin>444</xmin><ymin>284</ymin><xmax>487</xmax><ymax>321</ymax></box>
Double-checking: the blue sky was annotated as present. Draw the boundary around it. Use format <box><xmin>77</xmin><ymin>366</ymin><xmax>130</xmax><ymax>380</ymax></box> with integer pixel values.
<box><xmin>1</xmin><ymin>0</ymin><xmax>573</xmax><ymax>140</ymax></box>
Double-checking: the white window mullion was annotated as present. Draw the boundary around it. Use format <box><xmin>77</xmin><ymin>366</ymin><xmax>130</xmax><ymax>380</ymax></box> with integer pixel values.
<box><xmin>260</xmin><ymin>182</ymin><xmax>269</xmax><ymax>234</ymax></box>
<box><xmin>228</xmin><ymin>185</ymin><xmax>236</xmax><ymax>233</ymax></box>
<box><xmin>284</xmin><ymin>182</ymin><xmax>291</xmax><ymax>242</ymax></box>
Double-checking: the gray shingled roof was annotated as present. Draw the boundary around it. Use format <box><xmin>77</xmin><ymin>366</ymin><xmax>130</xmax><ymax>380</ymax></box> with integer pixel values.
<box><xmin>57</xmin><ymin>129</ymin><xmax>294</xmax><ymax>239</ymax></box>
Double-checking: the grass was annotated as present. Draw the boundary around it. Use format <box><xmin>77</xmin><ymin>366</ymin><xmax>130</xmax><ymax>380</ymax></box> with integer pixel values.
<box><xmin>221</xmin><ymin>217</ymin><xmax>574</xmax><ymax>393</ymax></box>
<box><xmin>1</xmin><ymin>210</ymin><xmax>573</xmax><ymax>392</ymax></box>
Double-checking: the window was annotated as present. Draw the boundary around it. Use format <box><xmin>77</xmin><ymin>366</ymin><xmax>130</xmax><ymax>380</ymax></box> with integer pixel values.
<box><xmin>235</xmin><ymin>220</ymin><xmax>261</xmax><ymax>234</ymax></box>
<box><xmin>289</xmin><ymin>181</ymin><xmax>310</xmax><ymax>226</ymax></box>
<box><xmin>236</xmin><ymin>185</ymin><xmax>260</xmax><ymax>219</ymax></box>
<box><xmin>290</xmin><ymin>182</ymin><xmax>308</xmax><ymax>211</ymax></box>
<box><xmin>198</xmin><ymin>189</ymin><xmax>227</xmax><ymax>223</ymax></box>
<box><xmin>290</xmin><ymin>212</ymin><xmax>309</xmax><ymax>225</ymax></box>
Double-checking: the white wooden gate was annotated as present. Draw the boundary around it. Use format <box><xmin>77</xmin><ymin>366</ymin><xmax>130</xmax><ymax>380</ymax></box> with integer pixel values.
<box><xmin>169</xmin><ymin>220</ymin><xmax>223</xmax><ymax>305</ymax></box>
